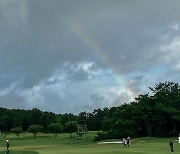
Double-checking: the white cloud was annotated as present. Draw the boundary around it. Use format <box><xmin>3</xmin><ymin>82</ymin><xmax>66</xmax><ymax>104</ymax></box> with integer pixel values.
<box><xmin>0</xmin><ymin>81</ymin><xmax>21</xmax><ymax>96</ymax></box>
<box><xmin>15</xmin><ymin>62</ymin><xmax>134</xmax><ymax>113</ymax></box>
<box><xmin>171</xmin><ymin>23</ymin><xmax>179</xmax><ymax>31</ymax></box>
<box><xmin>159</xmin><ymin>37</ymin><xmax>180</xmax><ymax>66</ymax></box>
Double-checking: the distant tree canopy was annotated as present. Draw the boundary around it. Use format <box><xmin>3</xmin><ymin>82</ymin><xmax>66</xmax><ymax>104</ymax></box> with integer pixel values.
<box><xmin>65</xmin><ymin>121</ymin><xmax>77</xmax><ymax>138</ymax></box>
<box><xmin>79</xmin><ymin>81</ymin><xmax>180</xmax><ymax>138</ymax></box>
<box><xmin>0</xmin><ymin>81</ymin><xmax>179</xmax><ymax>139</ymax></box>
<box><xmin>47</xmin><ymin>123</ymin><xmax>63</xmax><ymax>137</ymax></box>
<box><xmin>28</xmin><ymin>125</ymin><xmax>44</xmax><ymax>138</ymax></box>
<box><xmin>10</xmin><ymin>127</ymin><xmax>23</xmax><ymax>138</ymax></box>
<box><xmin>0</xmin><ymin>108</ymin><xmax>77</xmax><ymax>132</ymax></box>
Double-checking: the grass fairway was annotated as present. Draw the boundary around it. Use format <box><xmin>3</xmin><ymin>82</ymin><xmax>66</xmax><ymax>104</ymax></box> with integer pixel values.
<box><xmin>0</xmin><ymin>132</ymin><xmax>179</xmax><ymax>154</ymax></box>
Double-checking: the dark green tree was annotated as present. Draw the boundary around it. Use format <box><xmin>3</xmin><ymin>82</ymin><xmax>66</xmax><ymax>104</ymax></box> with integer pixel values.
<box><xmin>47</xmin><ymin>123</ymin><xmax>63</xmax><ymax>138</ymax></box>
<box><xmin>102</xmin><ymin>118</ymin><xmax>112</xmax><ymax>131</ymax></box>
<box><xmin>10</xmin><ymin>127</ymin><xmax>23</xmax><ymax>138</ymax></box>
<box><xmin>28</xmin><ymin>125</ymin><xmax>44</xmax><ymax>138</ymax></box>
<box><xmin>65</xmin><ymin>121</ymin><xmax>77</xmax><ymax>138</ymax></box>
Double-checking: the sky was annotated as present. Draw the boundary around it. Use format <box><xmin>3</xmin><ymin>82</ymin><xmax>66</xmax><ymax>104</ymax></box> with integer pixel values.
<box><xmin>0</xmin><ymin>0</ymin><xmax>180</xmax><ymax>114</ymax></box>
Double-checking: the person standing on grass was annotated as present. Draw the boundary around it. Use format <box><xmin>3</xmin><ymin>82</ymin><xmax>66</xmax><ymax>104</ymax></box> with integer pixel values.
<box><xmin>6</xmin><ymin>140</ymin><xmax>9</xmax><ymax>150</ymax></box>
<box><xmin>5</xmin><ymin>140</ymin><xmax>9</xmax><ymax>154</ymax></box>
<box><xmin>127</xmin><ymin>136</ymin><xmax>130</xmax><ymax>147</ymax></box>
<box><xmin>123</xmin><ymin>138</ymin><xmax>127</xmax><ymax>147</ymax></box>
<box><xmin>169</xmin><ymin>140</ymin><xmax>174</xmax><ymax>152</ymax></box>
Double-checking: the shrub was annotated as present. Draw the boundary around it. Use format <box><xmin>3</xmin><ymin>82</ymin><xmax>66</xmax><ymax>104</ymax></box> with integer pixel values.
<box><xmin>94</xmin><ymin>131</ymin><xmax>108</xmax><ymax>141</ymax></box>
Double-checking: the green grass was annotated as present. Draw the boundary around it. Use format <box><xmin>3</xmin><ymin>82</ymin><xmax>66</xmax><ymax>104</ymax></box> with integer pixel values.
<box><xmin>0</xmin><ymin>132</ymin><xmax>179</xmax><ymax>154</ymax></box>
<box><xmin>0</xmin><ymin>151</ymin><xmax>38</xmax><ymax>154</ymax></box>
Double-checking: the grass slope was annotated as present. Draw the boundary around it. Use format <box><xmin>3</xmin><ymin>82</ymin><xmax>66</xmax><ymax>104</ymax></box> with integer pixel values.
<box><xmin>0</xmin><ymin>132</ymin><xmax>179</xmax><ymax>154</ymax></box>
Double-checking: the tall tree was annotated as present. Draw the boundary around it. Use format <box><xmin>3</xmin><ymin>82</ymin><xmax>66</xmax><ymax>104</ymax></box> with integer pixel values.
<box><xmin>48</xmin><ymin>123</ymin><xmax>63</xmax><ymax>138</ymax></box>
<box><xmin>10</xmin><ymin>127</ymin><xmax>23</xmax><ymax>138</ymax></box>
<box><xmin>65</xmin><ymin>121</ymin><xmax>77</xmax><ymax>138</ymax></box>
<box><xmin>28</xmin><ymin>125</ymin><xmax>44</xmax><ymax>138</ymax></box>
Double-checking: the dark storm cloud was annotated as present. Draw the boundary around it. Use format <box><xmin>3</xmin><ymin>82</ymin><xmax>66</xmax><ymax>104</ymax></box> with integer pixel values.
<box><xmin>1</xmin><ymin>0</ymin><xmax>180</xmax><ymax>81</ymax></box>
<box><xmin>0</xmin><ymin>93</ymin><xmax>26</xmax><ymax>109</ymax></box>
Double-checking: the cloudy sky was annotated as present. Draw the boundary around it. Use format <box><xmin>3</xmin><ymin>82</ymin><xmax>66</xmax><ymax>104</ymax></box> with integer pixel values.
<box><xmin>0</xmin><ymin>0</ymin><xmax>180</xmax><ymax>114</ymax></box>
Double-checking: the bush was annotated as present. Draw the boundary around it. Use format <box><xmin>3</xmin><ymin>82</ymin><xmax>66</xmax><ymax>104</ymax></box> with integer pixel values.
<box><xmin>107</xmin><ymin>128</ymin><xmax>137</xmax><ymax>139</ymax></box>
<box><xmin>94</xmin><ymin>131</ymin><xmax>108</xmax><ymax>141</ymax></box>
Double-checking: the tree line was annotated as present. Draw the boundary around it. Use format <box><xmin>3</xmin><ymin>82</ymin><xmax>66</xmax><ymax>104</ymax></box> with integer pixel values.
<box><xmin>0</xmin><ymin>81</ymin><xmax>180</xmax><ymax>139</ymax></box>
<box><xmin>79</xmin><ymin>81</ymin><xmax>180</xmax><ymax>140</ymax></box>
<box><xmin>0</xmin><ymin>107</ymin><xmax>78</xmax><ymax>138</ymax></box>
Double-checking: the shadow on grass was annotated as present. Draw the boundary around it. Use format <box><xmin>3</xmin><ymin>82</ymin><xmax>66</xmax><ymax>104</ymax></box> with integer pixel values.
<box><xmin>0</xmin><ymin>151</ymin><xmax>39</xmax><ymax>154</ymax></box>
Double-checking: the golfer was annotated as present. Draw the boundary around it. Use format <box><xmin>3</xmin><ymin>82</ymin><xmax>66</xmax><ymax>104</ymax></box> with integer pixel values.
<box><xmin>127</xmin><ymin>136</ymin><xmax>130</xmax><ymax>147</ymax></box>
<box><xmin>169</xmin><ymin>140</ymin><xmax>174</xmax><ymax>152</ymax></box>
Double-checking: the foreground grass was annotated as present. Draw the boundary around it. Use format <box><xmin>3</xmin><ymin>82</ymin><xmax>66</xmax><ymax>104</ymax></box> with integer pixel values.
<box><xmin>0</xmin><ymin>132</ymin><xmax>179</xmax><ymax>154</ymax></box>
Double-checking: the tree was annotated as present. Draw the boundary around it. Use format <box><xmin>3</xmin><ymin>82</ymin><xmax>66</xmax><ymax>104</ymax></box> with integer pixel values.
<box><xmin>102</xmin><ymin>118</ymin><xmax>113</xmax><ymax>131</ymax></box>
<box><xmin>10</xmin><ymin>127</ymin><xmax>23</xmax><ymax>138</ymax></box>
<box><xmin>30</xmin><ymin>108</ymin><xmax>43</xmax><ymax>125</ymax></box>
<box><xmin>28</xmin><ymin>125</ymin><xmax>43</xmax><ymax>138</ymax></box>
<box><xmin>65</xmin><ymin>121</ymin><xmax>77</xmax><ymax>138</ymax></box>
<box><xmin>149</xmin><ymin>81</ymin><xmax>180</xmax><ymax>136</ymax></box>
<box><xmin>0</xmin><ymin>115</ymin><xmax>13</xmax><ymax>131</ymax></box>
<box><xmin>47</xmin><ymin>123</ymin><xmax>63</xmax><ymax>138</ymax></box>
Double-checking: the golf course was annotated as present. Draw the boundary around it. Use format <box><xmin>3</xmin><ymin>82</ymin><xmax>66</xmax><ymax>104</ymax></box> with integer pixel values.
<box><xmin>0</xmin><ymin>132</ymin><xmax>179</xmax><ymax>154</ymax></box>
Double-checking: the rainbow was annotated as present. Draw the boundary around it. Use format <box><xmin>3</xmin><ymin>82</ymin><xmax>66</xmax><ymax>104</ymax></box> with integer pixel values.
<box><xmin>69</xmin><ymin>22</ymin><xmax>138</xmax><ymax>101</ymax></box>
